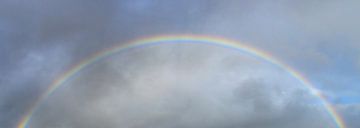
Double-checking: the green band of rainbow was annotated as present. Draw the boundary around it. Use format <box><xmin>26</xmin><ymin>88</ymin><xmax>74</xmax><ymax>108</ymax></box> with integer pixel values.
<box><xmin>17</xmin><ymin>35</ymin><xmax>346</xmax><ymax>128</ymax></box>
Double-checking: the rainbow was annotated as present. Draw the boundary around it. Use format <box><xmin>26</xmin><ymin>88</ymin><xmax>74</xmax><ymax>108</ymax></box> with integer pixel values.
<box><xmin>17</xmin><ymin>34</ymin><xmax>346</xmax><ymax>128</ymax></box>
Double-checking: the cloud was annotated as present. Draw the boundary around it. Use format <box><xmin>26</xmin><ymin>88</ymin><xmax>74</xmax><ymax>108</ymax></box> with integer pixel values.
<box><xmin>199</xmin><ymin>0</ymin><xmax>360</xmax><ymax>72</ymax></box>
<box><xmin>0</xmin><ymin>44</ymin><xmax>71</xmax><ymax>127</ymax></box>
<box><xmin>196</xmin><ymin>2</ymin><xmax>360</xmax><ymax>125</ymax></box>
<box><xmin>28</xmin><ymin>44</ymin><xmax>335</xmax><ymax>128</ymax></box>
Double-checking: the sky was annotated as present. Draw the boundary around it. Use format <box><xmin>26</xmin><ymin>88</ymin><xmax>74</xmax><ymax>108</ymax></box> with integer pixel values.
<box><xmin>0</xmin><ymin>0</ymin><xmax>359</xmax><ymax>128</ymax></box>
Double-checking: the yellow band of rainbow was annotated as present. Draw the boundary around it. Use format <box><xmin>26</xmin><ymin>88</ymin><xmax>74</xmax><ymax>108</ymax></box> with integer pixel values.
<box><xmin>17</xmin><ymin>34</ymin><xmax>346</xmax><ymax>128</ymax></box>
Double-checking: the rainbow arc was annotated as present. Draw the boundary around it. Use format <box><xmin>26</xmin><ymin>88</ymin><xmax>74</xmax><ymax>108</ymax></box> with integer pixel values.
<box><xmin>17</xmin><ymin>35</ymin><xmax>346</xmax><ymax>128</ymax></box>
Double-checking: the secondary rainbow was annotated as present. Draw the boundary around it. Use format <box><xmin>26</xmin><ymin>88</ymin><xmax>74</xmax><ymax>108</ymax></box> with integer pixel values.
<box><xmin>17</xmin><ymin>34</ymin><xmax>346</xmax><ymax>128</ymax></box>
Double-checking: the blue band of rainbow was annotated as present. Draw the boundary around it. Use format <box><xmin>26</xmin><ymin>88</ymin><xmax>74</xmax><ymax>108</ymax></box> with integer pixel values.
<box><xmin>17</xmin><ymin>35</ymin><xmax>346</xmax><ymax>128</ymax></box>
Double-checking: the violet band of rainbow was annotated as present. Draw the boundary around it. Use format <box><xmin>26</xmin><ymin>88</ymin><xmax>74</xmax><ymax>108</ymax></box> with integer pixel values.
<box><xmin>17</xmin><ymin>34</ymin><xmax>346</xmax><ymax>128</ymax></box>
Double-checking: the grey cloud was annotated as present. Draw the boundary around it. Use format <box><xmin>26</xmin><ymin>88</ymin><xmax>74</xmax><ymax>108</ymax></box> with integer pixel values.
<box><xmin>0</xmin><ymin>45</ymin><xmax>71</xmax><ymax>127</ymax></box>
<box><xmin>0</xmin><ymin>0</ymin><xmax>211</xmax><ymax>127</ymax></box>
<box><xmin>196</xmin><ymin>2</ymin><xmax>360</xmax><ymax>124</ymax></box>
<box><xmin>199</xmin><ymin>0</ymin><xmax>360</xmax><ymax>72</ymax></box>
